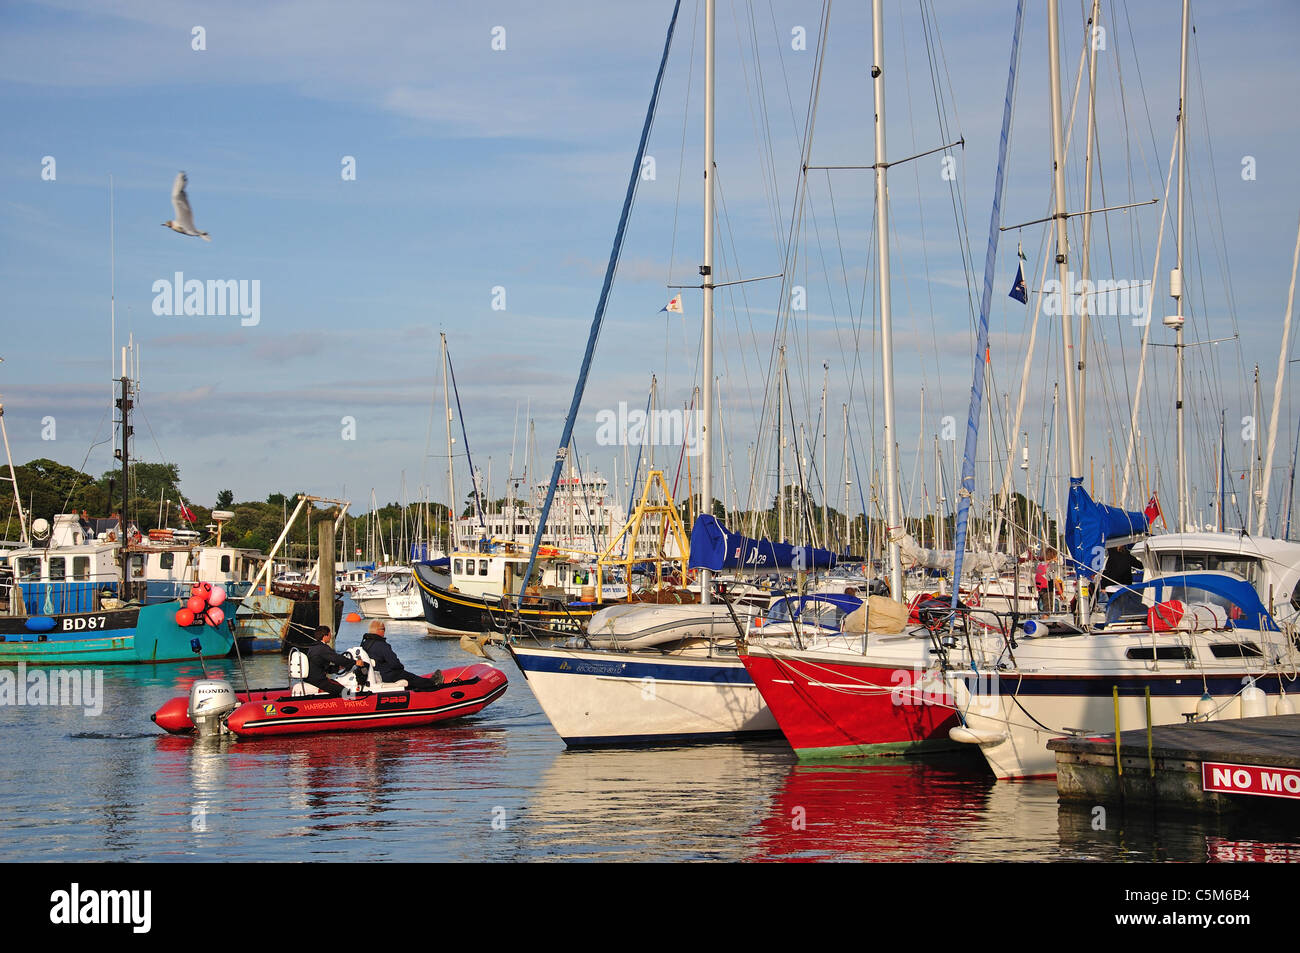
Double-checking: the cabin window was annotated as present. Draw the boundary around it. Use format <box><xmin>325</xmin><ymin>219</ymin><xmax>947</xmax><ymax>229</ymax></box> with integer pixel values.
<box><xmin>221</xmin><ymin>555</ymin><xmax>231</xmax><ymax>573</ymax></box>
<box><xmin>159</xmin><ymin>552</ymin><xmax>175</xmax><ymax>570</ymax></box>
<box><xmin>479</xmin><ymin>559</ymin><xmax>489</xmax><ymax>576</ymax></box>
<box><xmin>1125</xmin><ymin>646</ymin><xmax>1194</xmax><ymax>661</ymax></box>
<box><xmin>130</xmin><ymin>555</ymin><xmax>145</xmax><ymax>579</ymax></box>
<box><xmin>17</xmin><ymin>557</ymin><xmax>41</xmax><ymax>580</ymax></box>
<box><xmin>1209</xmin><ymin>642</ymin><xmax>1264</xmax><ymax>658</ymax></box>
<box><xmin>73</xmin><ymin>557</ymin><xmax>90</xmax><ymax>581</ymax></box>
<box><xmin>49</xmin><ymin>557</ymin><xmax>66</xmax><ymax>581</ymax></box>
<box><xmin>1157</xmin><ymin>553</ymin><xmax>1261</xmax><ymax>586</ymax></box>
<box><xmin>454</xmin><ymin>559</ymin><xmax>463</xmax><ymax>575</ymax></box>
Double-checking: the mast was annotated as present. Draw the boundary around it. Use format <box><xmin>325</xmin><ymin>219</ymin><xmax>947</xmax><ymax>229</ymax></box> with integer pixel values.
<box><xmin>699</xmin><ymin>0</ymin><xmax>716</xmax><ymax>605</ymax></box>
<box><xmin>935</xmin><ymin>436</ymin><xmax>945</xmax><ymax>552</ymax></box>
<box><xmin>1048</xmin><ymin>0</ymin><xmax>1081</xmax><ymax>485</ymax></box>
<box><xmin>1171</xmin><ymin>0</ymin><xmax>1190</xmax><ymax>532</ymax></box>
<box><xmin>1047</xmin><ymin>0</ymin><xmax>1085</xmax><ymax>622</ymax></box>
<box><xmin>1075</xmin><ymin>0</ymin><xmax>1101</xmax><ymax>450</ymax></box>
<box><xmin>441</xmin><ymin>332</ymin><xmax>457</xmax><ymax>551</ymax></box>
<box><xmin>1218</xmin><ymin>412</ymin><xmax>1226</xmax><ymax>533</ymax></box>
<box><xmin>821</xmin><ymin>362</ymin><xmax>828</xmax><ymax>548</ymax></box>
<box><xmin>843</xmin><ymin>403</ymin><xmax>850</xmax><ymax>552</ymax></box>
<box><xmin>115</xmin><ymin>345</ymin><xmax>133</xmax><ymax>587</ymax></box>
<box><xmin>0</xmin><ymin>393</ymin><xmax>28</xmax><ymax>544</ymax></box>
<box><xmin>872</xmin><ymin>0</ymin><xmax>904</xmax><ymax>599</ymax></box>
<box><xmin>777</xmin><ymin>345</ymin><xmax>785</xmax><ymax>542</ymax></box>
<box><xmin>1257</xmin><ymin>213</ymin><xmax>1300</xmax><ymax>535</ymax></box>
<box><xmin>1248</xmin><ymin>365</ymin><xmax>1260</xmax><ymax>530</ymax></box>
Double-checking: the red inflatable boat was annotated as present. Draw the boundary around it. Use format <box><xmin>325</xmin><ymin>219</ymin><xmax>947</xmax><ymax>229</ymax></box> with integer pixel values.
<box><xmin>152</xmin><ymin>663</ymin><xmax>507</xmax><ymax>738</ymax></box>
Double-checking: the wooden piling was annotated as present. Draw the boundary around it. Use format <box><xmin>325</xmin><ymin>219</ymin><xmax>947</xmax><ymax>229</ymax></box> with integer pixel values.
<box><xmin>318</xmin><ymin>518</ymin><xmax>335</xmax><ymax>635</ymax></box>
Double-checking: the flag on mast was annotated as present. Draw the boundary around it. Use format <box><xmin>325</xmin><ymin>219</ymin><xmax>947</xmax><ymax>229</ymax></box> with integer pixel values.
<box><xmin>1008</xmin><ymin>262</ymin><xmax>1028</xmax><ymax>304</ymax></box>
<box><xmin>1143</xmin><ymin>495</ymin><xmax>1161</xmax><ymax>523</ymax></box>
<box><xmin>661</xmin><ymin>294</ymin><xmax>683</xmax><ymax>314</ymax></box>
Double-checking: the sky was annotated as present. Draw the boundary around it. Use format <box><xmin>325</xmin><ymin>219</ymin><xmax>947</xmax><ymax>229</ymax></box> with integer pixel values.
<box><xmin>2</xmin><ymin>0</ymin><xmax>1299</xmax><ymax>536</ymax></box>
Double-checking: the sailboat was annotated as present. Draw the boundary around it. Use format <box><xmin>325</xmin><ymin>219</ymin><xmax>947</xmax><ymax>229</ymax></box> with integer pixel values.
<box><xmin>944</xmin><ymin>0</ymin><xmax>1300</xmax><ymax>780</ymax></box>
<box><xmin>501</xmin><ymin>0</ymin><xmax>806</xmax><ymax>745</ymax></box>
<box><xmin>739</xmin><ymin>0</ymin><xmax>988</xmax><ymax>758</ymax></box>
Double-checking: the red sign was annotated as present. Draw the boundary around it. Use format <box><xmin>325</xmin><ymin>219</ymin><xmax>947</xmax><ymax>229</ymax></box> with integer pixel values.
<box><xmin>1202</xmin><ymin>761</ymin><xmax>1300</xmax><ymax>800</ymax></box>
<box><xmin>1208</xmin><ymin>838</ymin><xmax>1300</xmax><ymax>862</ymax></box>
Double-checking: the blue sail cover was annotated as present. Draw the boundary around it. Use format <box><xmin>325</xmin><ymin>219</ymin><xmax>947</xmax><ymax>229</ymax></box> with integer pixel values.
<box><xmin>1132</xmin><ymin>572</ymin><xmax>1279</xmax><ymax>632</ymax></box>
<box><xmin>687</xmin><ymin>515</ymin><xmax>837</xmax><ymax>573</ymax></box>
<box><xmin>1066</xmin><ymin>477</ymin><xmax>1149</xmax><ymax>578</ymax></box>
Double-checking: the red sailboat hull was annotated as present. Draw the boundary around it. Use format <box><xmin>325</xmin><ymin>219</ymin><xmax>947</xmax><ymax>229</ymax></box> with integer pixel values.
<box><xmin>740</xmin><ymin>647</ymin><xmax>960</xmax><ymax>758</ymax></box>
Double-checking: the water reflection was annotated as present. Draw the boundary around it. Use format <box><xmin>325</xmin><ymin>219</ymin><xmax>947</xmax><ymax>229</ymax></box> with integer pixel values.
<box><xmin>751</xmin><ymin>757</ymin><xmax>996</xmax><ymax>861</ymax></box>
<box><xmin>3</xmin><ymin>603</ymin><xmax>1298</xmax><ymax>862</ymax></box>
<box><xmin>524</xmin><ymin>742</ymin><xmax>793</xmax><ymax>861</ymax></box>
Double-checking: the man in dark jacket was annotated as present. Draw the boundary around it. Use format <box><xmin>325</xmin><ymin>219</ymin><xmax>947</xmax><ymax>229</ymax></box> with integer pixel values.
<box><xmin>360</xmin><ymin>621</ymin><xmax>444</xmax><ymax>691</ymax></box>
<box><xmin>305</xmin><ymin>626</ymin><xmax>363</xmax><ymax>696</ymax></box>
<box><xmin>1099</xmin><ymin>544</ymin><xmax>1144</xmax><ymax>618</ymax></box>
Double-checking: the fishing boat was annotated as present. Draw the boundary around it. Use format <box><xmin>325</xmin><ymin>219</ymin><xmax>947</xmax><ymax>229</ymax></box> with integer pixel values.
<box><xmin>0</xmin><ymin>353</ymin><xmax>237</xmax><ymax>664</ymax></box>
<box><xmin>0</xmin><ymin>601</ymin><xmax>233</xmax><ymax>664</ymax></box>
<box><xmin>416</xmin><ymin>549</ymin><xmax>602</xmax><ymax>636</ymax></box>
<box><xmin>151</xmin><ymin>657</ymin><xmax>507</xmax><ymax>738</ymax></box>
<box><xmin>421</xmin><ymin>467</ymin><xmax>697</xmax><ymax>638</ymax></box>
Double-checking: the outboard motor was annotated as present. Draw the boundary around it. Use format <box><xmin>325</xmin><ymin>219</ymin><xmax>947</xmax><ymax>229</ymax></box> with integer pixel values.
<box><xmin>187</xmin><ymin>679</ymin><xmax>239</xmax><ymax>738</ymax></box>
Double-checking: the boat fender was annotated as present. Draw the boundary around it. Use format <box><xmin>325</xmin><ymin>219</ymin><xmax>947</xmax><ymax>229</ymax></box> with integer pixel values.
<box><xmin>25</xmin><ymin>616</ymin><xmax>56</xmax><ymax>633</ymax></box>
<box><xmin>1239</xmin><ymin>679</ymin><xmax>1268</xmax><ymax>718</ymax></box>
<box><xmin>949</xmin><ymin>726</ymin><xmax>1008</xmax><ymax>747</ymax></box>
<box><xmin>1195</xmin><ymin>692</ymin><xmax>1216</xmax><ymax>722</ymax></box>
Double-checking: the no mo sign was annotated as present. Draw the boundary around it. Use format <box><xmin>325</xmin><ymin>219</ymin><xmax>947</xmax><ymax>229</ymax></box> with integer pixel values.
<box><xmin>1202</xmin><ymin>761</ymin><xmax>1300</xmax><ymax>800</ymax></box>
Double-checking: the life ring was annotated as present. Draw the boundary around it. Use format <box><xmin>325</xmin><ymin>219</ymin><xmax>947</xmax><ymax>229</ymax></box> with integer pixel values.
<box><xmin>106</xmin><ymin>531</ymin><xmax>117</xmax><ymax>542</ymax></box>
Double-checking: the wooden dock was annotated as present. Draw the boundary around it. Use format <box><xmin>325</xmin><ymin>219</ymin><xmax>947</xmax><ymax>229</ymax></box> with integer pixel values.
<box><xmin>1048</xmin><ymin>714</ymin><xmax>1300</xmax><ymax>814</ymax></box>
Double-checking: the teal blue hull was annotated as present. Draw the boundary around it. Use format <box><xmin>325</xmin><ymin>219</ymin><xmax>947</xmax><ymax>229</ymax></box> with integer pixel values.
<box><xmin>0</xmin><ymin>602</ymin><xmax>233</xmax><ymax>665</ymax></box>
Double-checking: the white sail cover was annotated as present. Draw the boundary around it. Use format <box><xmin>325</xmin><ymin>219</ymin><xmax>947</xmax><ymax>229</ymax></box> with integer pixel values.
<box><xmin>897</xmin><ymin>533</ymin><xmax>1009</xmax><ymax>575</ymax></box>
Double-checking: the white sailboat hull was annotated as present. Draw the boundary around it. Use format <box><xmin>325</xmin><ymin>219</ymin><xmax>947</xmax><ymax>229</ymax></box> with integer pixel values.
<box><xmin>946</xmin><ymin>628</ymin><xmax>1298</xmax><ymax>779</ymax></box>
<box><xmin>507</xmin><ymin>643</ymin><xmax>778</xmax><ymax>745</ymax></box>
<box><xmin>385</xmin><ymin>590</ymin><xmax>423</xmax><ymax>620</ymax></box>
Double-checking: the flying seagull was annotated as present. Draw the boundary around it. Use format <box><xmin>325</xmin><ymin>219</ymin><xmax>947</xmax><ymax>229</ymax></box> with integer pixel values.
<box><xmin>162</xmin><ymin>171</ymin><xmax>210</xmax><ymax>240</ymax></box>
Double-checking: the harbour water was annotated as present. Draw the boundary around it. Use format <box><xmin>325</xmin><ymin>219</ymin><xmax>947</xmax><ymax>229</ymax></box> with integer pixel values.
<box><xmin>2</xmin><ymin>606</ymin><xmax>1298</xmax><ymax>863</ymax></box>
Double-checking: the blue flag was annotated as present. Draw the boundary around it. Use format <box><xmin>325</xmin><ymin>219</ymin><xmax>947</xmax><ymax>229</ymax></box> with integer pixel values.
<box><xmin>1008</xmin><ymin>262</ymin><xmax>1028</xmax><ymax>304</ymax></box>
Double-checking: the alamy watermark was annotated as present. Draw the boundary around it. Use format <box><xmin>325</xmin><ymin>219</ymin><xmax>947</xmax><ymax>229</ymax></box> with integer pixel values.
<box><xmin>152</xmin><ymin>272</ymin><xmax>260</xmax><ymax>327</ymax></box>
<box><xmin>50</xmin><ymin>883</ymin><xmax>151</xmax><ymax>933</ymax></box>
<box><xmin>1042</xmin><ymin>270</ymin><xmax>1149</xmax><ymax>325</ymax></box>
<box><xmin>0</xmin><ymin>663</ymin><xmax>103</xmax><ymax>715</ymax></box>
<box><xmin>890</xmin><ymin>666</ymin><xmax>998</xmax><ymax>711</ymax></box>
<box><xmin>594</xmin><ymin>401</ymin><xmax>703</xmax><ymax>456</ymax></box>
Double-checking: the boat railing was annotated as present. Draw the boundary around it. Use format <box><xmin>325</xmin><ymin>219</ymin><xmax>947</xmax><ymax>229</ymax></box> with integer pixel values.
<box><xmin>490</xmin><ymin>590</ymin><xmax>586</xmax><ymax>643</ymax></box>
<box><xmin>14</xmin><ymin>580</ymin><xmax>120</xmax><ymax>616</ymax></box>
